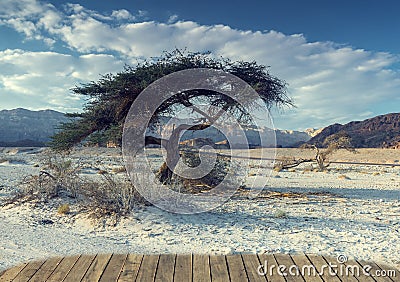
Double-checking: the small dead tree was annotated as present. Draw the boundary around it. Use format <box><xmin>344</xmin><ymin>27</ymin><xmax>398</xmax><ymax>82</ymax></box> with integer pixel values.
<box><xmin>303</xmin><ymin>132</ymin><xmax>356</xmax><ymax>171</ymax></box>
<box><xmin>274</xmin><ymin>156</ymin><xmax>314</xmax><ymax>171</ymax></box>
<box><xmin>275</xmin><ymin>132</ymin><xmax>356</xmax><ymax>171</ymax></box>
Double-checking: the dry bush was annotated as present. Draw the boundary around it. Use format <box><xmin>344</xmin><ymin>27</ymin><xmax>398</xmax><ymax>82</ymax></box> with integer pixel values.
<box><xmin>80</xmin><ymin>173</ymin><xmax>147</xmax><ymax>216</ymax></box>
<box><xmin>5</xmin><ymin>151</ymin><xmax>146</xmax><ymax>218</ymax></box>
<box><xmin>57</xmin><ymin>203</ymin><xmax>70</xmax><ymax>214</ymax></box>
<box><xmin>274</xmin><ymin>209</ymin><xmax>288</xmax><ymax>218</ymax></box>
<box><xmin>20</xmin><ymin>152</ymin><xmax>82</xmax><ymax>198</ymax></box>
<box><xmin>112</xmin><ymin>166</ymin><xmax>127</xmax><ymax>174</ymax></box>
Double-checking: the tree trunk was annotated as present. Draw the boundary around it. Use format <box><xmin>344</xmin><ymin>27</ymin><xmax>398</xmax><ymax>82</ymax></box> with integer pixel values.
<box><xmin>157</xmin><ymin>123</ymin><xmax>210</xmax><ymax>184</ymax></box>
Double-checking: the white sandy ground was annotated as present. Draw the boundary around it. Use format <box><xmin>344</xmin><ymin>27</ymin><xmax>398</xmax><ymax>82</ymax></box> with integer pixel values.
<box><xmin>0</xmin><ymin>147</ymin><xmax>399</xmax><ymax>271</ymax></box>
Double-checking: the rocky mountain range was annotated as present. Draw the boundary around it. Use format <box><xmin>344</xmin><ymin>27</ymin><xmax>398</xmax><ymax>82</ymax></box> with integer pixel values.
<box><xmin>0</xmin><ymin>108</ymin><xmax>313</xmax><ymax>147</ymax></box>
<box><xmin>0</xmin><ymin>108</ymin><xmax>68</xmax><ymax>147</ymax></box>
<box><xmin>3</xmin><ymin>108</ymin><xmax>398</xmax><ymax>148</ymax></box>
<box><xmin>306</xmin><ymin>113</ymin><xmax>400</xmax><ymax>148</ymax></box>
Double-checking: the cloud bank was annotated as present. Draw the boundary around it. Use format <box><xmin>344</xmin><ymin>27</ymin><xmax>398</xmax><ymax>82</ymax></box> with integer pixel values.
<box><xmin>0</xmin><ymin>0</ymin><xmax>399</xmax><ymax>129</ymax></box>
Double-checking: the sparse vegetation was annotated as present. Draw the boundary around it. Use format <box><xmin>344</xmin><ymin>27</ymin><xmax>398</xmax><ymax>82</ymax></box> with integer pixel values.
<box><xmin>275</xmin><ymin>132</ymin><xmax>357</xmax><ymax>172</ymax></box>
<box><xmin>21</xmin><ymin>152</ymin><xmax>82</xmax><ymax>198</ymax></box>
<box><xmin>112</xmin><ymin>166</ymin><xmax>127</xmax><ymax>174</ymax></box>
<box><xmin>4</xmin><ymin>151</ymin><xmax>146</xmax><ymax>219</ymax></box>
<box><xmin>338</xmin><ymin>174</ymin><xmax>350</xmax><ymax>180</ymax></box>
<box><xmin>304</xmin><ymin>131</ymin><xmax>357</xmax><ymax>171</ymax></box>
<box><xmin>57</xmin><ymin>203</ymin><xmax>70</xmax><ymax>214</ymax></box>
<box><xmin>274</xmin><ymin>156</ymin><xmax>313</xmax><ymax>171</ymax></box>
<box><xmin>274</xmin><ymin>209</ymin><xmax>288</xmax><ymax>218</ymax></box>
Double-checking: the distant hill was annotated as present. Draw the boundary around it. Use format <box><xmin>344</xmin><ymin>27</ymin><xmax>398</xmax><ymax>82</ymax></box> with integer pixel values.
<box><xmin>306</xmin><ymin>113</ymin><xmax>400</xmax><ymax>148</ymax></box>
<box><xmin>0</xmin><ymin>108</ymin><xmax>67</xmax><ymax>147</ymax></box>
<box><xmin>153</xmin><ymin>117</ymin><xmax>313</xmax><ymax>148</ymax></box>
<box><xmin>0</xmin><ymin>108</ymin><xmax>315</xmax><ymax>148</ymax></box>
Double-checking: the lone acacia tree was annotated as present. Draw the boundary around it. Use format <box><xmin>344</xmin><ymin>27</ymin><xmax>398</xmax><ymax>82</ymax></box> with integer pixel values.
<box><xmin>51</xmin><ymin>50</ymin><xmax>292</xmax><ymax>182</ymax></box>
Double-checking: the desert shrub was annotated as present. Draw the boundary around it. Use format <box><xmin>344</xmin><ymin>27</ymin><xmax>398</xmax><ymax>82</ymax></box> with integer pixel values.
<box><xmin>80</xmin><ymin>173</ymin><xmax>147</xmax><ymax>216</ymax></box>
<box><xmin>57</xmin><ymin>203</ymin><xmax>70</xmax><ymax>214</ymax></box>
<box><xmin>274</xmin><ymin>209</ymin><xmax>288</xmax><ymax>218</ymax></box>
<box><xmin>6</xmin><ymin>151</ymin><xmax>146</xmax><ymax>218</ymax></box>
<box><xmin>21</xmin><ymin>152</ymin><xmax>82</xmax><ymax>198</ymax></box>
<box><xmin>112</xmin><ymin>166</ymin><xmax>126</xmax><ymax>174</ymax></box>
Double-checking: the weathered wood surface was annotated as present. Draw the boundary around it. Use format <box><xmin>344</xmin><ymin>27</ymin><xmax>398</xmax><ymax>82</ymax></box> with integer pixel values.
<box><xmin>1</xmin><ymin>254</ymin><xmax>399</xmax><ymax>281</ymax></box>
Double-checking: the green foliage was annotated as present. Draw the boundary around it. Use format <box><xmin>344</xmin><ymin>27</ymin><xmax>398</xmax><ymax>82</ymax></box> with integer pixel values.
<box><xmin>85</xmin><ymin>124</ymin><xmax>121</xmax><ymax>147</ymax></box>
<box><xmin>50</xmin><ymin>49</ymin><xmax>292</xmax><ymax>151</ymax></box>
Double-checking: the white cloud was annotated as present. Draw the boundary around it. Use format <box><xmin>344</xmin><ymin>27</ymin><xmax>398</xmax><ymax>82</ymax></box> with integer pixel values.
<box><xmin>167</xmin><ymin>14</ymin><xmax>179</xmax><ymax>24</ymax></box>
<box><xmin>0</xmin><ymin>49</ymin><xmax>124</xmax><ymax>112</ymax></box>
<box><xmin>0</xmin><ymin>0</ymin><xmax>399</xmax><ymax>129</ymax></box>
<box><xmin>111</xmin><ymin>9</ymin><xmax>134</xmax><ymax>21</ymax></box>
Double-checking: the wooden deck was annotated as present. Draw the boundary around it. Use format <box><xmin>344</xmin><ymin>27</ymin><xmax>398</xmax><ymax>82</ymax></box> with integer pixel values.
<box><xmin>1</xmin><ymin>254</ymin><xmax>399</xmax><ymax>282</ymax></box>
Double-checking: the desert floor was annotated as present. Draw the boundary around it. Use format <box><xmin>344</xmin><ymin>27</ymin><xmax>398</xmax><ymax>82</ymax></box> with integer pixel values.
<box><xmin>0</xmin><ymin>147</ymin><xmax>399</xmax><ymax>270</ymax></box>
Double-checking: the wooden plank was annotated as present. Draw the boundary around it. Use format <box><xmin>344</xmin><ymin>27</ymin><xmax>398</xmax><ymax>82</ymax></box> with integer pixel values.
<box><xmin>289</xmin><ymin>254</ymin><xmax>322</xmax><ymax>282</ymax></box>
<box><xmin>81</xmin><ymin>254</ymin><xmax>112</xmax><ymax>282</ymax></box>
<box><xmin>174</xmin><ymin>254</ymin><xmax>192</xmax><ymax>282</ymax></box>
<box><xmin>117</xmin><ymin>254</ymin><xmax>143</xmax><ymax>282</ymax></box>
<box><xmin>357</xmin><ymin>260</ymin><xmax>394</xmax><ymax>282</ymax></box>
<box><xmin>209</xmin><ymin>255</ymin><xmax>229</xmax><ymax>282</ymax></box>
<box><xmin>1</xmin><ymin>254</ymin><xmax>396</xmax><ymax>282</ymax></box>
<box><xmin>99</xmin><ymin>254</ymin><xmax>127</xmax><ymax>282</ymax></box>
<box><xmin>273</xmin><ymin>254</ymin><xmax>305</xmax><ymax>282</ymax></box>
<box><xmin>11</xmin><ymin>260</ymin><xmax>45</xmax><ymax>282</ymax></box>
<box><xmin>226</xmin><ymin>255</ymin><xmax>247</xmax><ymax>281</ymax></box>
<box><xmin>29</xmin><ymin>257</ymin><xmax>63</xmax><ymax>282</ymax></box>
<box><xmin>321</xmin><ymin>255</ymin><xmax>358</xmax><ymax>282</ymax></box>
<box><xmin>46</xmin><ymin>255</ymin><xmax>80</xmax><ymax>282</ymax></box>
<box><xmin>193</xmin><ymin>254</ymin><xmax>210</xmax><ymax>282</ymax></box>
<box><xmin>306</xmin><ymin>254</ymin><xmax>340</xmax><ymax>282</ymax></box>
<box><xmin>154</xmin><ymin>254</ymin><xmax>176</xmax><ymax>282</ymax></box>
<box><xmin>376</xmin><ymin>263</ymin><xmax>400</xmax><ymax>282</ymax></box>
<box><xmin>338</xmin><ymin>258</ymin><xmax>375</xmax><ymax>282</ymax></box>
<box><xmin>258</xmin><ymin>254</ymin><xmax>286</xmax><ymax>282</ymax></box>
<box><xmin>241</xmin><ymin>254</ymin><xmax>266</xmax><ymax>282</ymax></box>
<box><xmin>0</xmin><ymin>262</ymin><xmax>28</xmax><ymax>282</ymax></box>
<box><xmin>135</xmin><ymin>255</ymin><xmax>159</xmax><ymax>282</ymax></box>
<box><xmin>63</xmin><ymin>255</ymin><xmax>96</xmax><ymax>282</ymax></box>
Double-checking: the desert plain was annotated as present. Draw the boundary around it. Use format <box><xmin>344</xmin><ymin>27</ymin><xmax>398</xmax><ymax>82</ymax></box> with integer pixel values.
<box><xmin>0</xmin><ymin>147</ymin><xmax>399</xmax><ymax>271</ymax></box>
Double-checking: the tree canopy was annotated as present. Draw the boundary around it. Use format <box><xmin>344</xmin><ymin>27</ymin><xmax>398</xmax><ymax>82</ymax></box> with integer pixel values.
<box><xmin>50</xmin><ymin>50</ymin><xmax>293</xmax><ymax>151</ymax></box>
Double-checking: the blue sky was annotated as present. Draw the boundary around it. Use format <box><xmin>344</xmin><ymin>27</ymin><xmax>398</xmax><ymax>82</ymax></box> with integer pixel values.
<box><xmin>0</xmin><ymin>0</ymin><xmax>399</xmax><ymax>130</ymax></box>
